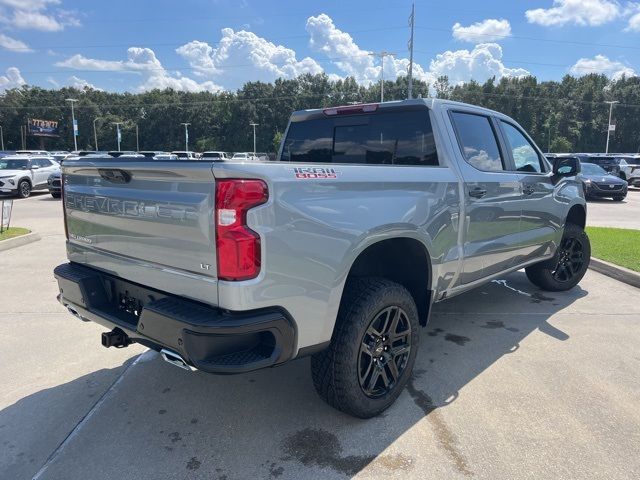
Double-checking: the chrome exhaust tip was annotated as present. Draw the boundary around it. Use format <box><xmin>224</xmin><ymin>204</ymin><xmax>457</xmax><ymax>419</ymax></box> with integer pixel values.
<box><xmin>160</xmin><ymin>349</ymin><xmax>196</xmax><ymax>372</ymax></box>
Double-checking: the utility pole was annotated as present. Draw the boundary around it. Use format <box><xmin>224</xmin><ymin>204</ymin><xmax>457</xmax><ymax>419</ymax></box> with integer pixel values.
<box><xmin>65</xmin><ymin>98</ymin><xmax>78</xmax><ymax>151</ymax></box>
<box><xmin>135</xmin><ymin>124</ymin><xmax>140</xmax><ymax>151</ymax></box>
<box><xmin>250</xmin><ymin>122</ymin><xmax>259</xmax><ymax>155</ymax></box>
<box><xmin>112</xmin><ymin>122</ymin><xmax>123</xmax><ymax>151</ymax></box>
<box><xmin>605</xmin><ymin>100</ymin><xmax>618</xmax><ymax>154</ymax></box>
<box><xmin>407</xmin><ymin>3</ymin><xmax>415</xmax><ymax>99</ymax></box>
<box><xmin>369</xmin><ymin>51</ymin><xmax>396</xmax><ymax>102</ymax></box>
<box><xmin>181</xmin><ymin>122</ymin><xmax>190</xmax><ymax>152</ymax></box>
<box><xmin>93</xmin><ymin>117</ymin><xmax>100</xmax><ymax>151</ymax></box>
<box><xmin>0</xmin><ymin>125</ymin><xmax>4</xmax><ymax>150</ymax></box>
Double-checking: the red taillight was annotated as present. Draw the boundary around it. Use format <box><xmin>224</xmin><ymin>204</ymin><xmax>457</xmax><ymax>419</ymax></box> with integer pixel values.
<box><xmin>215</xmin><ymin>179</ymin><xmax>268</xmax><ymax>281</ymax></box>
<box><xmin>61</xmin><ymin>173</ymin><xmax>69</xmax><ymax>240</ymax></box>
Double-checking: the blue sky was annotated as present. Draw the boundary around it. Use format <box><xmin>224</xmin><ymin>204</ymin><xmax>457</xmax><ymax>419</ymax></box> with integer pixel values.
<box><xmin>1</xmin><ymin>0</ymin><xmax>639</xmax><ymax>93</ymax></box>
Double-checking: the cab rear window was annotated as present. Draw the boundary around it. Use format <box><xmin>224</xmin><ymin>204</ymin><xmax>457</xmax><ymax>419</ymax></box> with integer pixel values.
<box><xmin>280</xmin><ymin>109</ymin><xmax>439</xmax><ymax>166</ymax></box>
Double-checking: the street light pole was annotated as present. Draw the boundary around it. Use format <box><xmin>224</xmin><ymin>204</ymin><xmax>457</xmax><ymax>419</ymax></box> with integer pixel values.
<box><xmin>135</xmin><ymin>124</ymin><xmax>139</xmax><ymax>151</ymax></box>
<box><xmin>93</xmin><ymin>118</ymin><xmax>100</xmax><ymax>151</ymax></box>
<box><xmin>65</xmin><ymin>98</ymin><xmax>78</xmax><ymax>151</ymax></box>
<box><xmin>605</xmin><ymin>100</ymin><xmax>619</xmax><ymax>154</ymax></box>
<box><xmin>249</xmin><ymin>123</ymin><xmax>259</xmax><ymax>155</ymax></box>
<box><xmin>112</xmin><ymin>122</ymin><xmax>123</xmax><ymax>151</ymax></box>
<box><xmin>181</xmin><ymin>123</ymin><xmax>190</xmax><ymax>152</ymax></box>
<box><xmin>369</xmin><ymin>51</ymin><xmax>396</xmax><ymax>102</ymax></box>
<box><xmin>0</xmin><ymin>125</ymin><xmax>4</xmax><ymax>150</ymax></box>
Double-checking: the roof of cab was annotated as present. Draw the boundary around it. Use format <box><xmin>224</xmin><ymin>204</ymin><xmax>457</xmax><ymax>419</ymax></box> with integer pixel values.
<box><xmin>289</xmin><ymin>97</ymin><xmax>509</xmax><ymax>122</ymax></box>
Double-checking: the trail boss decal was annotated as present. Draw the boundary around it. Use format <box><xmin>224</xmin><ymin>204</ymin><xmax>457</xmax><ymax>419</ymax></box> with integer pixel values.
<box><xmin>293</xmin><ymin>167</ymin><xmax>338</xmax><ymax>179</ymax></box>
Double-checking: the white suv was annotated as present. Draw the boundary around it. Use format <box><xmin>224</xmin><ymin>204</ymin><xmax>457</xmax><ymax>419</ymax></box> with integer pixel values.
<box><xmin>617</xmin><ymin>156</ymin><xmax>640</xmax><ymax>187</ymax></box>
<box><xmin>0</xmin><ymin>155</ymin><xmax>60</xmax><ymax>198</ymax></box>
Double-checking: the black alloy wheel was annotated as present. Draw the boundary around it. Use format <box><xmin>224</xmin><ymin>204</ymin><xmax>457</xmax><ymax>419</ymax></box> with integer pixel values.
<box><xmin>358</xmin><ymin>306</ymin><xmax>412</xmax><ymax>398</ymax></box>
<box><xmin>551</xmin><ymin>236</ymin><xmax>585</xmax><ymax>284</ymax></box>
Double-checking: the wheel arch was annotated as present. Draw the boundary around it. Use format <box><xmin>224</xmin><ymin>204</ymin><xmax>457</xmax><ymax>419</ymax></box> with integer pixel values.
<box><xmin>566</xmin><ymin>203</ymin><xmax>586</xmax><ymax>230</ymax></box>
<box><xmin>343</xmin><ymin>237</ymin><xmax>434</xmax><ymax>326</ymax></box>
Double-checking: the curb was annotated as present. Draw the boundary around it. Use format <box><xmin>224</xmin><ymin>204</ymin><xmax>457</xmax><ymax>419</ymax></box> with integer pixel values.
<box><xmin>589</xmin><ymin>257</ymin><xmax>640</xmax><ymax>289</ymax></box>
<box><xmin>0</xmin><ymin>232</ymin><xmax>40</xmax><ymax>252</ymax></box>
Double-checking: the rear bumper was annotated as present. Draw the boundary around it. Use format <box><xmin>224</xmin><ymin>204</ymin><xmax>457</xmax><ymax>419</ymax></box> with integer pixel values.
<box><xmin>54</xmin><ymin>262</ymin><xmax>297</xmax><ymax>374</ymax></box>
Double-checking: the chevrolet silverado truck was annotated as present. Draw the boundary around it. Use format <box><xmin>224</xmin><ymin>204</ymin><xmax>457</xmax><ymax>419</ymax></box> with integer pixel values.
<box><xmin>54</xmin><ymin>99</ymin><xmax>589</xmax><ymax>418</ymax></box>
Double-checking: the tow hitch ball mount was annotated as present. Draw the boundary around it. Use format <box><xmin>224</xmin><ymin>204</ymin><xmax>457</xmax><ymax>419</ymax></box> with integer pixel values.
<box><xmin>101</xmin><ymin>328</ymin><xmax>133</xmax><ymax>348</ymax></box>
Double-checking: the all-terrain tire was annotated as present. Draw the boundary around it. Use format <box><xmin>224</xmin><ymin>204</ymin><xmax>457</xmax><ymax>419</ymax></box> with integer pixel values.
<box><xmin>525</xmin><ymin>223</ymin><xmax>590</xmax><ymax>292</ymax></box>
<box><xmin>310</xmin><ymin>278</ymin><xmax>420</xmax><ymax>418</ymax></box>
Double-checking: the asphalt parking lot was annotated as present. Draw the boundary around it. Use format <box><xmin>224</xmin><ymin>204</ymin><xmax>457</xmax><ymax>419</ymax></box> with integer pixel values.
<box><xmin>1</xmin><ymin>191</ymin><xmax>639</xmax><ymax>480</ymax></box>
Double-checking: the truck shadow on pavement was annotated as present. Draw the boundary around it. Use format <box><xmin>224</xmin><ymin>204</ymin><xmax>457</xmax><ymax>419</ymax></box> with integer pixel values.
<box><xmin>1</xmin><ymin>271</ymin><xmax>586</xmax><ymax>480</ymax></box>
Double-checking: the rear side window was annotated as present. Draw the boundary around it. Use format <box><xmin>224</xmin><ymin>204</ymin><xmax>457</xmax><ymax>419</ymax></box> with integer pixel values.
<box><xmin>281</xmin><ymin>109</ymin><xmax>439</xmax><ymax>166</ymax></box>
<box><xmin>500</xmin><ymin>121</ymin><xmax>544</xmax><ymax>173</ymax></box>
<box><xmin>450</xmin><ymin>112</ymin><xmax>504</xmax><ymax>172</ymax></box>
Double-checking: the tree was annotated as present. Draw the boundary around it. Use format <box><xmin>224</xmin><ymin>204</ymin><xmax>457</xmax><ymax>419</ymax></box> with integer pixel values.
<box><xmin>550</xmin><ymin>136</ymin><xmax>572</xmax><ymax>153</ymax></box>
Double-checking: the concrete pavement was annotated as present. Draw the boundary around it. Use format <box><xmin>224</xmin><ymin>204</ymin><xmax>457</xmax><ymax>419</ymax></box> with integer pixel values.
<box><xmin>1</xmin><ymin>192</ymin><xmax>639</xmax><ymax>480</ymax></box>
<box><xmin>586</xmin><ymin>187</ymin><xmax>640</xmax><ymax>229</ymax></box>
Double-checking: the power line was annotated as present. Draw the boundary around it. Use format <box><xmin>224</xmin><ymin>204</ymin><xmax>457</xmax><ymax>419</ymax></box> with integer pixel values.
<box><xmin>415</xmin><ymin>25</ymin><xmax>640</xmax><ymax>52</ymax></box>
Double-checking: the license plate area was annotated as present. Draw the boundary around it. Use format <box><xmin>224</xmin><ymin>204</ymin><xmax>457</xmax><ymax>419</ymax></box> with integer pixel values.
<box><xmin>101</xmin><ymin>276</ymin><xmax>168</xmax><ymax>328</ymax></box>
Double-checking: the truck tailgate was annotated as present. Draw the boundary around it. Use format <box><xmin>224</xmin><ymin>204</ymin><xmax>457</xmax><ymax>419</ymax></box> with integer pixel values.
<box><xmin>63</xmin><ymin>160</ymin><xmax>218</xmax><ymax>305</ymax></box>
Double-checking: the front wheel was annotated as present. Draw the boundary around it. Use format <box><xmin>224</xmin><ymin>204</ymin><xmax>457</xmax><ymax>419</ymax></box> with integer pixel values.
<box><xmin>613</xmin><ymin>195</ymin><xmax>625</xmax><ymax>202</ymax></box>
<box><xmin>51</xmin><ymin>191</ymin><xmax>61</xmax><ymax>199</ymax></box>
<box><xmin>311</xmin><ymin>278</ymin><xmax>419</xmax><ymax>418</ymax></box>
<box><xmin>17</xmin><ymin>180</ymin><xmax>31</xmax><ymax>198</ymax></box>
<box><xmin>525</xmin><ymin>223</ymin><xmax>590</xmax><ymax>292</ymax></box>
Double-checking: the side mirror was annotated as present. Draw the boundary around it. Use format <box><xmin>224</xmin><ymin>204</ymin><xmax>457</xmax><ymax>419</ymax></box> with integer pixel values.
<box><xmin>31</xmin><ymin>165</ymin><xmax>40</xmax><ymax>170</ymax></box>
<box><xmin>553</xmin><ymin>157</ymin><xmax>580</xmax><ymax>177</ymax></box>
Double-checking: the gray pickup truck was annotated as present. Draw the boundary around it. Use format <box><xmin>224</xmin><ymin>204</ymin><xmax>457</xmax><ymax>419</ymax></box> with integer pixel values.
<box><xmin>54</xmin><ymin>99</ymin><xmax>589</xmax><ymax>418</ymax></box>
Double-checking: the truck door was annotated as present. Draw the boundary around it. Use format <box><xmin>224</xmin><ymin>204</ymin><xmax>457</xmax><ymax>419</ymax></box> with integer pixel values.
<box><xmin>447</xmin><ymin>110</ymin><xmax>523</xmax><ymax>284</ymax></box>
<box><xmin>496</xmin><ymin>120</ymin><xmax>562</xmax><ymax>265</ymax></box>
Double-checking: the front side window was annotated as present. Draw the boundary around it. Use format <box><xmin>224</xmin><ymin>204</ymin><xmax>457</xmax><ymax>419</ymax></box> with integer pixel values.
<box><xmin>281</xmin><ymin>109</ymin><xmax>439</xmax><ymax>166</ymax></box>
<box><xmin>451</xmin><ymin>112</ymin><xmax>504</xmax><ymax>172</ymax></box>
<box><xmin>500</xmin><ymin>121</ymin><xmax>544</xmax><ymax>173</ymax></box>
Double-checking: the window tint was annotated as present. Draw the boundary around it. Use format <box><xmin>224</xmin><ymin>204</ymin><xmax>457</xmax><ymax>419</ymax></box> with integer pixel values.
<box><xmin>500</xmin><ymin>121</ymin><xmax>544</xmax><ymax>173</ymax></box>
<box><xmin>281</xmin><ymin>109</ymin><xmax>439</xmax><ymax>166</ymax></box>
<box><xmin>451</xmin><ymin>112</ymin><xmax>503</xmax><ymax>172</ymax></box>
<box><xmin>39</xmin><ymin>159</ymin><xmax>53</xmax><ymax>167</ymax></box>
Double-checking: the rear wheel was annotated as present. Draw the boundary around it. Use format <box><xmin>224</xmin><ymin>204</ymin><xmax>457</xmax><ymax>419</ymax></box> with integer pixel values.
<box><xmin>17</xmin><ymin>180</ymin><xmax>31</xmax><ymax>198</ymax></box>
<box><xmin>311</xmin><ymin>278</ymin><xmax>419</xmax><ymax>418</ymax></box>
<box><xmin>525</xmin><ymin>223</ymin><xmax>590</xmax><ymax>292</ymax></box>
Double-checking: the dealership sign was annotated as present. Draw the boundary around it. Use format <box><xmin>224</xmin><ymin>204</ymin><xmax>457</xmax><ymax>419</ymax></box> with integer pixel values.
<box><xmin>1</xmin><ymin>199</ymin><xmax>13</xmax><ymax>232</ymax></box>
<box><xmin>28</xmin><ymin>118</ymin><xmax>60</xmax><ymax>138</ymax></box>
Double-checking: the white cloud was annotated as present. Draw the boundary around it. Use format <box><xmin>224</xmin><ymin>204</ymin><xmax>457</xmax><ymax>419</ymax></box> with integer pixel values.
<box><xmin>525</xmin><ymin>0</ymin><xmax>621</xmax><ymax>27</ymax></box>
<box><xmin>0</xmin><ymin>0</ymin><xmax>79</xmax><ymax>32</ymax></box>
<box><xmin>68</xmin><ymin>75</ymin><xmax>102</xmax><ymax>91</ymax></box>
<box><xmin>570</xmin><ymin>54</ymin><xmax>636</xmax><ymax>80</ymax></box>
<box><xmin>305</xmin><ymin>13</ymin><xmax>430</xmax><ymax>85</ymax></box>
<box><xmin>0</xmin><ymin>66</ymin><xmax>26</xmax><ymax>92</ymax></box>
<box><xmin>452</xmin><ymin>19</ymin><xmax>512</xmax><ymax>42</ymax></box>
<box><xmin>428</xmin><ymin>43</ymin><xmax>530</xmax><ymax>86</ymax></box>
<box><xmin>627</xmin><ymin>8</ymin><xmax>640</xmax><ymax>31</ymax></box>
<box><xmin>0</xmin><ymin>33</ymin><xmax>31</xmax><ymax>52</ymax></box>
<box><xmin>175</xmin><ymin>28</ymin><xmax>323</xmax><ymax>89</ymax></box>
<box><xmin>56</xmin><ymin>47</ymin><xmax>223</xmax><ymax>93</ymax></box>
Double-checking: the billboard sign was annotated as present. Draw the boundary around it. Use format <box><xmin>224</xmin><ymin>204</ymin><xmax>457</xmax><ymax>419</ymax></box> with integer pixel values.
<box><xmin>28</xmin><ymin>118</ymin><xmax>60</xmax><ymax>138</ymax></box>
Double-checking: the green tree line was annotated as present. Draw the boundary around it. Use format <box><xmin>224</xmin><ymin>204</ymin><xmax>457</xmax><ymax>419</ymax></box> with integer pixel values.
<box><xmin>1</xmin><ymin>73</ymin><xmax>638</xmax><ymax>154</ymax></box>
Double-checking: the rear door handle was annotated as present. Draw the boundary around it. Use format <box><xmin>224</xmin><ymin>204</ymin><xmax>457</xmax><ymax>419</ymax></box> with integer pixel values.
<box><xmin>468</xmin><ymin>187</ymin><xmax>487</xmax><ymax>199</ymax></box>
